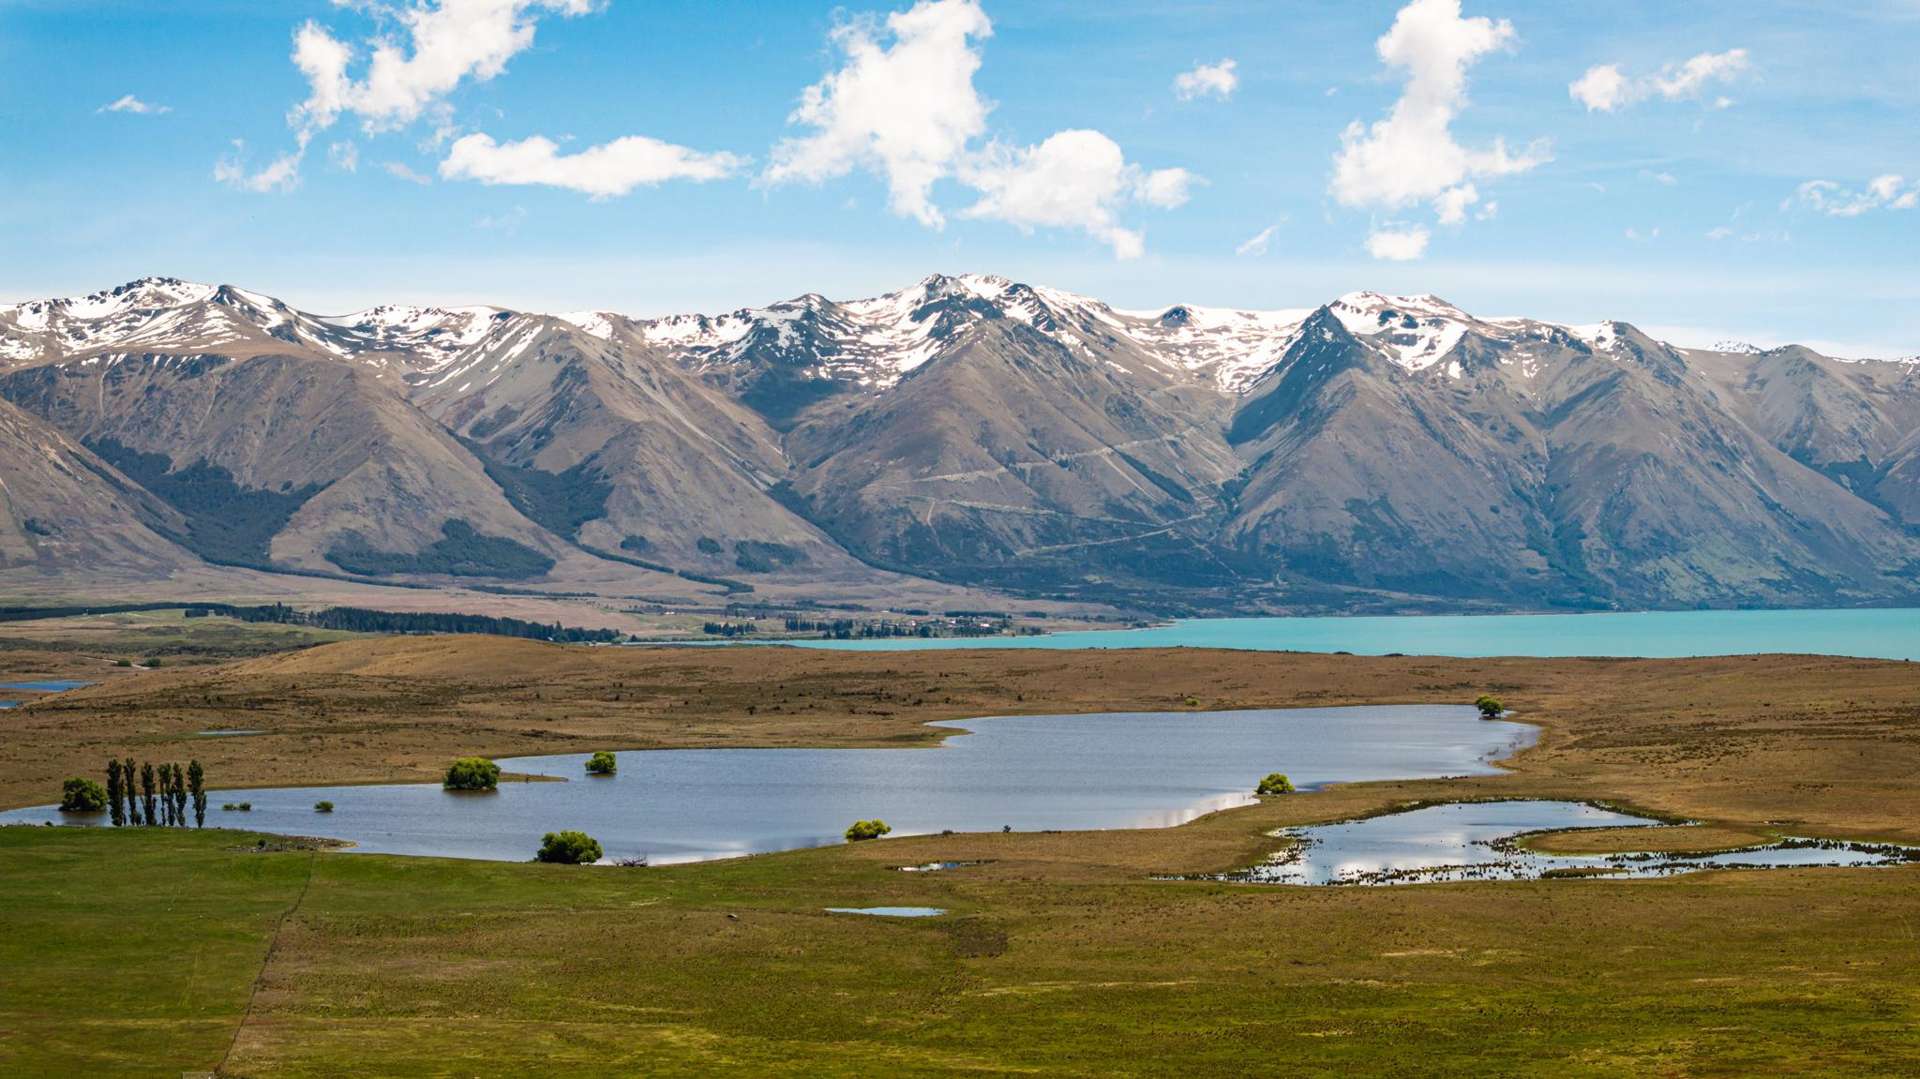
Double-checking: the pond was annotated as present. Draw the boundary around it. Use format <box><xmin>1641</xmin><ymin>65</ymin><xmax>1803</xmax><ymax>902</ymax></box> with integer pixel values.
<box><xmin>0</xmin><ymin>705</ymin><xmax>1531</xmax><ymax>864</ymax></box>
<box><xmin>0</xmin><ymin>680</ymin><xmax>93</xmax><ymax>693</ymax></box>
<box><xmin>1221</xmin><ymin>800</ymin><xmax>1920</xmax><ymax>885</ymax></box>
<box><xmin>783</xmin><ymin>607</ymin><xmax>1920</xmax><ymax>660</ymax></box>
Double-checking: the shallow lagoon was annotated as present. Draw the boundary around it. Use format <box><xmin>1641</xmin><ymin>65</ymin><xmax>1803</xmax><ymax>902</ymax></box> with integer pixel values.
<box><xmin>789</xmin><ymin>607</ymin><xmax>1920</xmax><ymax>660</ymax></box>
<box><xmin>1227</xmin><ymin>800</ymin><xmax>1919</xmax><ymax>885</ymax></box>
<box><xmin>0</xmin><ymin>705</ymin><xmax>1531</xmax><ymax>864</ymax></box>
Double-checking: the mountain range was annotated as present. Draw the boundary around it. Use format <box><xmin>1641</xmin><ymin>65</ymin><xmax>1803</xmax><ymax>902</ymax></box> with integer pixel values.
<box><xmin>1</xmin><ymin>273</ymin><xmax>1916</xmax><ymax>616</ymax></box>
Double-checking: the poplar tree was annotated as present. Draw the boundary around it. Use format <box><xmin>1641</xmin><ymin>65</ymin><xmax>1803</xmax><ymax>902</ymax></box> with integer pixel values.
<box><xmin>188</xmin><ymin>760</ymin><xmax>206</xmax><ymax>828</ymax></box>
<box><xmin>106</xmin><ymin>760</ymin><xmax>125</xmax><ymax>827</ymax></box>
<box><xmin>171</xmin><ymin>764</ymin><xmax>187</xmax><ymax>827</ymax></box>
<box><xmin>140</xmin><ymin>762</ymin><xmax>157</xmax><ymax>826</ymax></box>
<box><xmin>123</xmin><ymin>757</ymin><xmax>141</xmax><ymax>825</ymax></box>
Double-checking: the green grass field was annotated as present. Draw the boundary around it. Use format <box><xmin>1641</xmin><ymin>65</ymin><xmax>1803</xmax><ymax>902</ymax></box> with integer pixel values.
<box><xmin>6</xmin><ymin>824</ymin><xmax>1920</xmax><ymax>1077</ymax></box>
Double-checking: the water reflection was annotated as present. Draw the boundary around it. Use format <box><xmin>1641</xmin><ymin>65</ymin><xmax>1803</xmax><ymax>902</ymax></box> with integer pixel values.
<box><xmin>0</xmin><ymin>706</ymin><xmax>1531</xmax><ymax>864</ymax></box>
<box><xmin>1224</xmin><ymin>800</ymin><xmax>1920</xmax><ymax>885</ymax></box>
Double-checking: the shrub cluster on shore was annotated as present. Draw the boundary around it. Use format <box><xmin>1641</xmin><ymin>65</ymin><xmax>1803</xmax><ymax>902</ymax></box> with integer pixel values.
<box><xmin>845</xmin><ymin>819</ymin><xmax>892</xmax><ymax>841</ymax></box>
<box><xmin>74</xmin><ymin>759</ymin><xmax>208</xmax><ymax>828</ymax></box>
<box><xmin>444</xmin><ymin>757</ymin><xmax>501</xmax><ymax>790</ymax></box>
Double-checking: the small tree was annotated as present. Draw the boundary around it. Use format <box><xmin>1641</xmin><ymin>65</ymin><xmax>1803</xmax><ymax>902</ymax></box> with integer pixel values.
<box><xmin>584</xmin><ymin>751</ymin><xmax>618</xmax><ymax>776</ymax></box>
<box><xmin>1474</xmin><ymin>695</ymin><xmax>1505</xmax><ymax>719</ymax></box>
<box><xmin>140</xmin><ymin>762</ymin><xmax>158</xmax><ymax>826</ymax></box>
<box><xmin>1255</xmin><ymin>773</ymin><xmax>1295</xmax><ymax>796</ymax></box>
<box><xmin>844</xmin><ymin>819</ymin><xmax>892</xmax><ymax>841</ymax></box>
<box><xmin>314</xmin><ymin>801</ymin><xmax>334</xmax><ymax>813</ymax></box>
<box><xmin>123</xmin><ymin>757</ymin><xmax>140</xmax><ymax>825</ymax></box>
<box><xmin>106</xmin><ymin>760</ymin><xmax>125</xmax><ymax>827</ymax></box>
<box><xmin>170</xmin><ymin>763</ymin><xmax>187</xmax><ymax>827</ymax></box>
<box><xmin>443</xmin><ymin>757</ymin><xmax>501</xmax><ymax>791</ymax></box>
<box><xmin>60</xmin><ymin>777</ymin><xmax>108</xmax><ymax>813</ymax></box>
<box><xmin>187</xmin><ymin>760</ymin><xmax>206</xmax><ymax>828</ymax></box>
<box><xmin>535</xmin><ymin>830</ymin><xmax>603</xmax><ymax>864</ymax></box>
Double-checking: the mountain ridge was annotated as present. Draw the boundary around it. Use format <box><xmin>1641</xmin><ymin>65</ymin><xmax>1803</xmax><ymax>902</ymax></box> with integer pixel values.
<box><xmin>1</xmin><ymin>273</ymin><xmax>1916</xmax><ymax>615</ymax></box>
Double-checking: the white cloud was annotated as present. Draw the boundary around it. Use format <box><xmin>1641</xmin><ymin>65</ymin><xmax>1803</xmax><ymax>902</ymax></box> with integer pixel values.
<box><xmin>214</xmin><ymin>140</ymin><xmax>303</xmax><ymax>193</ymax></box>
<box><xmin>1366</xmin><ymin>224</ymin><xmax>1430</xmax><ymax>260</ymax></box>
<box><xmin>440</xmin><ymin>132</ymin><xmax>745</xmax><ymax>197</ymax></box>
<box><xmin>766</xmin><ymin>0</ymin><xmax>1192</xmax><ymax>258</ymax></box>
<box><xmin>227</xmin><ymin>1</ymin><xmax>601</xmax><ymax>192</ymax></box>
<box><xmin>1136</xmin><ymin>166</ymin><xmax>1196</xmax><ymax>208</ymax></box>
<box><xmin>99</xmin><ymin>94</ymin><xmax>170</xmax><ymax>115</ymax></box>
<box><xmin>329</xmin><ymin>141</ymin><xmax>360</xmax><ymax>172</ymax></box>
<box><xmin>1793</xmin><ymin>175</ymin><xmax>1919</xmax><ymax>217</ymax></box>
<box><xmin>1434</xmin><ymin>182</ymin><xmax>1478</xmax><ymax>225</ymax></box>
<box><xmin>1235</xmin><ymin>224</ymin><xmax>1279</xmax><ymax>257</ymax></box>
<box><xmin>384</xmin><ymin>161</ymin><xmax>434</xmax><ymax>185</ymax></box>
<box><xmin>292</xmin><ymin>0</ymin><xmax>598</xmax><ymax>137</ymax></box>
<box><xmin>764</xmin><ymin>0</ymin><xmax>993</xmax><ymax>227</ymax></box>
<box><xmin>1330</xmin><ymin>0</ymin><xmax>1546</xmax><ymax>259</ymax></box>
<box><xmin>1641</xmin><ymin>169</ymin><xmax>1677</xmax><ymax>186</ymax></box>
<box><xmin>1567</xmin><ymin>64</ymin><xmax>1626</xmax><ymax>112</ymax></box>
<box><xmin>1173</xmin><ymin>59</ymin><xmax>1238</xmax><ymax>102</ymax></box>
<box><xmin>958</xmin><ymin>130</ymin><xmax>1193</xmax><ymax>260</ymax></box>
<box><xmin>1570</xmin><ymin>48</ymin><xmax>1749</xmax><ymax>112</ymax></box>
<box><xmin>1624</xmin><ymin>225</ymin><xmax>1660</xmax><ymax>242</ymax></box>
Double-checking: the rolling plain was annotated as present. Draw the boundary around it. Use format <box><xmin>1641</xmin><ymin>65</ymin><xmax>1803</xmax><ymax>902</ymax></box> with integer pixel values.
<box><xmin>4</xmin><ymin>629</ymin><xmax>1920</xmax><ymax>1075</ymax></box>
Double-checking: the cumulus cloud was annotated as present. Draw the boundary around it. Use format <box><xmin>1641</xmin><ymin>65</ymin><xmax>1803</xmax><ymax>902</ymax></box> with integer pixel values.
<box><xmin>958</xmin><ymin>130</ymin><xmax>1189</xmax><ymax>259</ymax></box>
<box><xmin>1330</xmin><ymin>0</ymin><xmax>1547</xmax><ymax>259</ymax></box>
<box><xmin>1173</xmin><ymin>59</ymin><xmax>1238</xmax><ymax>101</ymax></box>
<box><xmin>1570</xmin><ymin>48</ymin><xmax>1749</xmax><ymax>112</ymax></box>
<box><xmin>1792</xmin><ymin>175</ymin><xmax>1919</xmax><ymax>217</ymax></box>
<box><xmin>440</xmin><ymin>132</ymin><xmax>745</xmax><ymax>197</ymax></box>
<box><xmin>329</xmin><ymin>141</ymin><xmax>360</xmax><ymax>172</ymax></box>
<box><xmin>292</xmin><ymin>0</ymin><xmax>598</xmax><ymax>137</ymax></box>
<box><xmin>1433</xmin><ymin>182</ymin><xmax>1478</xmax><ymax>225</ymax></box>
<box><xmin>99</xmin><ymin>94</ymin><xmax>170</xmax><ymax>115</ymax></box>
<box><xmin>1365</xmin><ymin>224</ymin><xmax>1430</xmax><ymax>261</ymax></box>
<box><xmin>767</xmin><ymin>0</ymin><xmax>1193</xmax><ymax>258</ymax></box>
<box><xmin>214</xmin><ymin>140</ymin><xmax>303</xmax><ymax>193</ymax></box>
<box><xmin>764</xmin><ymin>0</ymin><xmax>993</xmax><ymax>227</ymax></box>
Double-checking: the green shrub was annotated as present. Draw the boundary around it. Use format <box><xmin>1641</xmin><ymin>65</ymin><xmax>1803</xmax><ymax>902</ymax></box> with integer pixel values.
<box><xmin>1255</xmin><ymin>773</ymin><xmax>1295</xmax><ymax>796</ymax></box>
<box><xmin>314</xmin><ymin>801</ymin><xmax>334</xmax><ymax>813</ymax></box>
<box><xmin>59</xmin><ymin>777</ymin><xmax>108</xmax><ymax>812</ymax></box>
<box><xmin>443</xmin><ymin>757</ymin><xmax>501</xmax><ymax>790</ymax></box>
<box><xmin>1474</xmin><ymin>695</ymin><xmax>1505</xmax><ymax>719</ymax></box>
<box><xmin>584</xmin><ymin>751</ymin><xmax>618</xmax><ymax>776</ymax></box>
<box><xmin>535</xmin><ymin>830</ymin><xmax>604</xmax><ymax>864</ymax></box>
<box><xmin>221</xmin><ymin>802</ymin><xmax>252</xmax><ymax>812</ymax></box>
<box><xmin>845</xmin><ymin>819</ymin><xmax>893</xmax><ymax>841</ymax></box>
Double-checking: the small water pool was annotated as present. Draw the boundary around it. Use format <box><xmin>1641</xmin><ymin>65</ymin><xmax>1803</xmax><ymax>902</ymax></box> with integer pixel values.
<box><xmin>1224</xmin><ymin>800</ymin><xmax>1920</xmax><ymax>885</ymax></box>
<box><xmin>825</xmin><ymin>907</ymin><xmax>946</xmax><ymax>918</ymax></box>
<box><xmin>0</xmin><ymin>680</ymin><xmax>92</xmax><ymax>693</ymax></box>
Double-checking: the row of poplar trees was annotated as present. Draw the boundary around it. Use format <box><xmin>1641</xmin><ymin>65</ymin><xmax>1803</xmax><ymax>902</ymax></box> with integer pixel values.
<box><xmin>104</xmin><ymin>759</ymin><xmax>206</xmax><ymax>828</ymax></box>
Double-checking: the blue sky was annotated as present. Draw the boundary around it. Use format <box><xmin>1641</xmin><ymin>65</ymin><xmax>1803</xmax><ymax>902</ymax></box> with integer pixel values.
<box><xmin>1</xmin><ymin>0</ymin><xmax>1916</xmax><ymax>355</ymax></box>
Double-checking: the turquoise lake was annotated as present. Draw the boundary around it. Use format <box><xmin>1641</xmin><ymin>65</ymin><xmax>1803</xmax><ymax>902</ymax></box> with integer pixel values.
<box><xmin>791</xmin><ymin>607</ymin><xmax>1920</xmax><ymax>660</ymax></box>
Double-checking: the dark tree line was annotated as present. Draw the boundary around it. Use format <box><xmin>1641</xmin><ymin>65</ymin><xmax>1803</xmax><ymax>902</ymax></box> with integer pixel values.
<box><xmin>104</xmin><ymin>758</ymin><xmax>206</xmax><ymax>828</ymax></box>
<box><xmin>208</xmin><ymin>602</ymin><xmax>623</xmax><ymax>642</ymax></box>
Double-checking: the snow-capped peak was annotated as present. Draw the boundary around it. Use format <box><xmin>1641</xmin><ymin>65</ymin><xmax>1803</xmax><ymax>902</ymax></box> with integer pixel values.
<box><xmin>1324</xmin><ymin>291</ymin><xmax>1475</xmax><ymax>372</ymax></box>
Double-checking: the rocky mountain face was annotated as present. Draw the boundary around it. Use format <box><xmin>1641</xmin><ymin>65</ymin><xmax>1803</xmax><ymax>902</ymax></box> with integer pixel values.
<box><xmin>1</xmin><ymin>273</ymin><xmax>1915</xmax><ymax>613</ymax></box>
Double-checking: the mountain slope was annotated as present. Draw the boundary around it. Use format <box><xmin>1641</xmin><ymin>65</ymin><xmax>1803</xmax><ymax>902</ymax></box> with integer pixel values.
<box><xmin>0</xmin><ymin>396</ymin><xmax>197</xmax><ymax>577</ymax></box>
<box><xmin>1</xmin><ymin>274</ymin><xmax>1915</xmax><ymax>613</ymax></box>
